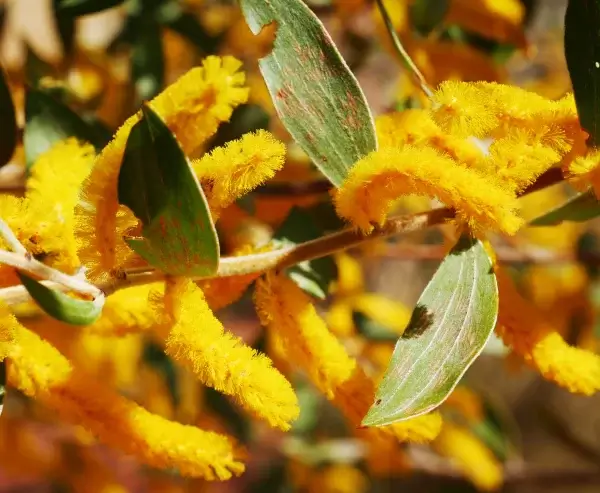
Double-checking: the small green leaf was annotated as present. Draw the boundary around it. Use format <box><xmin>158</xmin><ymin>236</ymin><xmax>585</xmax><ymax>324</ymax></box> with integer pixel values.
<box><xmin>410</xmin><ymin>0</ymin><xmax>449</xmax><ymax>35</ymax></box>
<box><xmin>362</xmin><ymin>236</ymin><xmax>498</xmax><ymax>426</ymax></box>
<box><xmin>353</xmin><ymin>311</ymin><xmax>398</xmax><ymax>342</ymax></box>
<box><xmin>118</xmin><ymin>105</ymin><xmax>219</xmax><ymax>277</ymax></box>
<box><xmin>274</xmin><ymin>207</ymin><xmax>337</xmax><ymax>299</ymax></box>
<box><xmin>530</xmin><ymin>189</ymin><xmax>600</xmax><ymax>226</ymax></box>
<box><xmin>564</xmin><ymin>0</ymin><xmax>600</xmax><ymax>145</ymax></box>
<box><xmin>57</xmin><ymin>0</ymin><xmax>125</xmax><ymax>16</ymax></box>
<box><xmin>17</xmin><ymin>272</ymin><xmax>103</xmax><ymax>326</ymax></box>
<box><xmin>240</xmin><ymin>0</ymin><xmax>377</xmax><ymax>186</ymax></box>
<box><xmin>0</xmin><ymin>66</ymin><xmax>17</xmax><ymax>168</ymax></box>
<box><xmin>132</xmin><ymin>14</ymin><xmax>165</xmax><ymax>105</ymax></box>
<box><xmin>24</xmin><ymin>88</ymin><xmax>102</xmax><ymax>169</ymax></box>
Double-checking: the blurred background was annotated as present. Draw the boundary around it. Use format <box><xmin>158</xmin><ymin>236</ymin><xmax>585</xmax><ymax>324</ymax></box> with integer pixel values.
<box><xmin>2</xmin><ymin>0</ymin><xmax>600</xmax><ymax>492</ymax></box>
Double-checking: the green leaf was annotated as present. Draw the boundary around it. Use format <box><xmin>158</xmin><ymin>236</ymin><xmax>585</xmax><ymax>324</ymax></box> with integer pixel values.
<box><xmin>17</xmin><ymin>272</ymin><xmax>103</xmax><ymax>326</ymax></box>
<box><xmin>564</xmin><ymin>0</ymin><xmax>600</xmax><ymax>145</ymax></box>
<box><xmin>353</xmin><ymin>311</ymin><xmax>398</xmax><ymax>342</ymax></box>
<box><xmin>274</xmin><ymin>207</ymin><xmax>337</xmax><ymax>299</ymax></box>
<box><xmin>410</xmin><ymin>0</ymin><xmax>449</xmax><ymax>35</ymax></box>
<box><xmin>530</xmin><ymin>189</ymin><xmax>600</xmax><ymax>226</ymax></box>
<box><xmin>57</xmin><ymin>0</ymin><xmax>125</xmax><ymax>16</ymax></box>
<box><xmin>132</xmin><ymin>14</ymin><xmax>165</xmax><ymax>105</ymax></box>
<box><xmin>118</xmin><ymin>105</ymin><xmax>219</xmax><ymax>277</ymax></box>
<box><xmin>0</xmin><ymin>66</ymin><xmax>17</xmax><ymax>168</ymax></box>
<box><xmin>239</xmin><ymin>0</ymin><xmax>377</xmax><ymax>186</ymax></box>
<box><xmin>362</xmin><ymin>236</ymin><xmax>498</xmax><ymax>426</ymax></box>
<box><xmin>24</xmin><ymin>88</ymin><xmax>103</xmax><ymax>170</ymax></box>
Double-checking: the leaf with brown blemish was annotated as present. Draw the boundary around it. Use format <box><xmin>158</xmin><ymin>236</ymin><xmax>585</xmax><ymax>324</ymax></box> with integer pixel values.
<box><xmin>118</xmin><ymin>105</ymin><xmax>219</xmax><ymax>277</ymax></box>
<box><xmin>239</xmin><ymin>0</ymin><xmax>377</xmax><ymax>187</ymax></box>
<box><xmin>362</xmin><ymin>236</ymin><xmax>498</xmax><ymax>426</ymax></box>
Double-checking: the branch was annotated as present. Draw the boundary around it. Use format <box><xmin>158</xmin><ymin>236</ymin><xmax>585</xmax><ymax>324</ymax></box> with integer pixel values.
<box><xmin>0</xmin><ymin>166</ymin><xmax>568</xmax><ymax>305</ymax></box>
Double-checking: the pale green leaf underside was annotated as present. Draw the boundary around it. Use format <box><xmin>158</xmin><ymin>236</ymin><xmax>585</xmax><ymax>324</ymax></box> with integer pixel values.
<box><xmin>239</xmin><ymin>0</ymin><xmax>377</xmax><ymax>186</ymax></box>
<box><xmin>17</xmin><ymin>272</ymin><xmax>103</xmax><ymax>326</ymax></box>
<box><xmin>530</xmin><ymin>189</ymin><xmax>600</xmax><ymax>226</ymax></box>
<box><xmin>362</xmin><ymin>237</ymin><xmax>498</xmax><ymax>426</ymax></box>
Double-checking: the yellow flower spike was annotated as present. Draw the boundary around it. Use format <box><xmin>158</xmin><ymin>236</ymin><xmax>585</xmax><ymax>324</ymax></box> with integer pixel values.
<box><xmin>24</xmin><ymin>316</ymin><xmax>144</xmax><ymax>389</ymax></box>
<box><xmin>488</xmin><ymin>133</ymin><xmax>560</xmax><ymax>193</ymax></box>
<box><xmin>7</xmin><ymin>325</ymin><xmax>245</xmax><ymax>479</ymax></box>
<box><xmin>75</xmin><ymin>56</ymin><xmax>249</xmax><ymax>281</ymax></box>
<box><xmin>376</xmin><ymin>110</ymin><xmax>491</xmax><ymax>174</ymax></box>
<box><xmin>334</xmin><ymin>146</ymin><xmax>523</xmax><ymax>235</ymax></box>
<box><xmin>326</xmin><ymin>300</ymin><xmax>356</xmax><ymax>337</ymax></box>
<box><xmin>567</xmin><ymin>149</ymin><xmax>600</xmax><ymax>197</ymax></box>
<box><xmin>495</xmin><ymin>267</ymin><xmax>600</xmax><ymax>395</ymax></box>
<box><xmin>431</xmin><ymin>81</ymin><xmax>500</xmax><ymax>138</ymax></box>
<box><xmin>160</xmin><ymin>277</ymin><xmax>299</xmax><ymax>431</ymax></box>
<box><xmin>255</xmin><ymin>273</ymin><xmax>442</xmax><ymax>443</ymax></box>
<box><xmin>376</xmin><ymin>110</ymin><xmax>440</xmax><ymax>148</ymax></box>
<box><xmin>332</xmin><ymin>252</ymin><xmax>365</xmax><ymax>297</ymax></box>
<box><xmin>192</xmin><ymin>130</ymin><xmax>286</xmax><ymax>217</ymax></box>
<box><xmin>434</xmin><ymin>423</ymin><xmax>503</xmax><ymax>491</ymax></box>
<box><xmin>0</xmin><ymin>303</ymin><xmax>17</xmax><ymax>361</ymax></box>
<box><xmin>85</xmin><ymin>283</ymin><xmax>164</xmax><ymax>337</ymax></box>
<box><xmin>352</xmin><ymin>293</ymin><xmax>412</xmax><ymax>335</ymax></box>
<box><xmin>0</xmin><ymin>140</ymin><xmax>95</xmax><ymax>277</ymax></box>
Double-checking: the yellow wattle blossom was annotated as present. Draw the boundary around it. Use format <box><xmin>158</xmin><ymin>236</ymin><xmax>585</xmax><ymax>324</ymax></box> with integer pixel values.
<box><xmin>566</xmin><ymin>148</ymin><xmax>600</xmax><ymax>197</ymax></box>
<box><xmin>198</xmin><ymin>272</ymin><xmax>260</xmax><ymax>312</ymax></box>
<box><xmin>7</xmin><ymin>324</ymin><xmax>245</xmax><ymax>479</ymax></box>
<box><xmin>434</xmin><ymin>423</ymin><xmax>503</xmax><ymax>491</ymax></box>
<box><xmin>84</xmin><ymin>283</ymin><xmax>163</xmax><ymax>337</ymax></box>
<box><xmin>0</xmin><ymin>139</ymin><xmax>95</xmax><ymax>281</ymax></box>
<box><xmin>488</xmin><ymin>133</ymin><xmax>560</xmax><ymax>193</ymax></box>
<box><xmin>495</xmin><ymin>267</ymin><xmax>600</xmax><ymax>395</ymax></box>
<box><xmin>23</xmin><ymin>315</ymin><xmax>144</xmax><ymax>389</ymax></box>
<box><xmin>75</xmin><ymin>55</ymin><xmax>249</xmax><ymax>282</ymax></box>
<box><xmin>334</xmin><ymin>146</ymin><xmax>523</xmax><ymax>235</ymax></box>
<box><xmin>159</xmin><ymin>277</ymin><xmax>299</xmax><ymax>431</ymax></box>
<box><xmin>255</xmin><ymin>273</ymin><xmax>442</xmax><ymax>443</ymax></box>
<box><xmin>192</xmin><ymin>130</ymin><xmax>286</xmax><ymax>217</ymax></box>
<box><xmin>376</xmin><ymin>110</ymin><xmax>491</xmax><ymax>174</ymax></box>
<box><xmin>0</xmin><ymin>303</ymin><xmax>16</xmax><ymax>360</ymax></box>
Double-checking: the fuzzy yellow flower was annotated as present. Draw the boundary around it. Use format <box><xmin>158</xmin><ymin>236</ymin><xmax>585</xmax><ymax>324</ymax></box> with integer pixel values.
<box><xmin>84</xmin><ymin>283</ymin><xmax>163</xmax><ymax>337</ymax></box>
<box><xmin>334</xmin><ymin>146</ymin><xmax>523</xmax><ymax>235</ymax></box>
<box><xmin>158</xmin><ymin>277</ymin><xmax>299</xmax><ymax>431</ymax></box>
<box><xmin>7</xmin><ymin>324</ymin><xmax>245</xmax><ymax>479</ymax></box>
<box><xmin>76</xmin><ymin>56</ymin><xmax>249</xmax><ymax>282</ymax></box>
<box><xmin>255</xmin><ymin>273</ymin><xmax>442</xmax><ymax>443</ymax></box>
<box><xmin>192</xmin><ymin>130</ymin><xmax>286</xmax><ymax>217</ymax></box>
<box><xmin>0</xmin><ymin>303</ymin><xmax>16</xmax><ymax>360</ymax></box>
<box><xmin>496</xmin><ymin>267</ymin><xmax>600</xmax><ymax>395</ymax></box>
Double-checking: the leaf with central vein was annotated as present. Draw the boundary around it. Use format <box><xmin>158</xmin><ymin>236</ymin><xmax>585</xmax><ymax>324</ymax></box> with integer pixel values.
<box><xmin>118</xmin><ymin>105</ymin><xmax>219</xmax><ymax>277</ymax></box>
<box><xmin>239</xmin><ymin>0</ymin><xmax>377</xmax><ymax>186</ymax></box>
<box><xmin>362</xmin><ymin>237</ymin><xmax>498</xmax><ymax>426</ymax></box>
<box><xmin>530</xmin><ymin>189</ymin><xmax>600</xmax><ymax>225</ymax></box>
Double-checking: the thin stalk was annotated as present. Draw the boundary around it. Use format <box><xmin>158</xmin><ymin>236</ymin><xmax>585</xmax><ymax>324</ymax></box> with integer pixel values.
<box><xmin>0</xmin><ymin>219</ymin><xmax>27</xmax><ymax>255</ymax></box>
<box><xmin>375</xmin><ymin>0</ymin><xmax>434</xmax><ymax>99</ymax></box>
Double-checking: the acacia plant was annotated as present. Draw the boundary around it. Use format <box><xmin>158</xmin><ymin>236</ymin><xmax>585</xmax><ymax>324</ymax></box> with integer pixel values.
<box><xmin>0</xmin><ymin>0</ymin><xmax>599</xmax><ymax>491</ymax></box>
